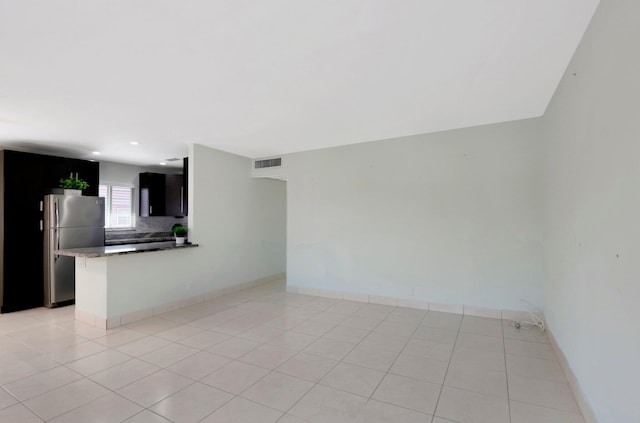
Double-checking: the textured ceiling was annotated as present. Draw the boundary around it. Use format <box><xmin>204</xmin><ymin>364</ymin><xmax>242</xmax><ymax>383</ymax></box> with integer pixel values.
<box><xmin>0</xmin><ymin>0</ymin><xmax>599</xmax><ymax>167</ymax></box>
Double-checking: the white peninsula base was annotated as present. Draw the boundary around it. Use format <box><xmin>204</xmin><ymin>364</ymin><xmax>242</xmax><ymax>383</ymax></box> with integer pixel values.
<box><xmin>73</xmin><ymin>245</ymin><xmax>200</xmax><ymax>329</ymax></box>
<box><xmin>62</xmin><ymin>242</ymin><xmax>282</xmax><ymax>330</ymax></box>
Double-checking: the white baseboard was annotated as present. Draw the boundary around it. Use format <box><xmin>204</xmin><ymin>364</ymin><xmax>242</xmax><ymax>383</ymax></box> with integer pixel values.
<box><xmin>547</xmin><ymin>329</ymin><xmax>598</xmax><ymax>423</ymax></box>
<box><xmin>429</xmin><ymin>301</ymin><xmax>464</xmax><ymax>314</ymax></box>
<box><xmin>286</xmin><ymin>284</ymin><xmax>531</xmax><ymax>320</ymax></box>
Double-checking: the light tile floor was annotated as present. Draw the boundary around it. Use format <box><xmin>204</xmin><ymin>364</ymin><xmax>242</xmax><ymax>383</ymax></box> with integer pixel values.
<box><xmin>0</xmin><ymin>279</ymin><xmax>586</xmax><ymax>423</ymax></box>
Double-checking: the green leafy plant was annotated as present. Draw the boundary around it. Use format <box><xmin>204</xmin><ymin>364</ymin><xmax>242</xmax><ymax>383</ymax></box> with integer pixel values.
<box><xmin>172</xmin><ymin>225</ymin><xmax>188</xmax><ymax>237</ymax></box>
<box><xmin>59</xmin><ymin>175</ymin><xmax>89</xmax><ymax>190</ymax></box>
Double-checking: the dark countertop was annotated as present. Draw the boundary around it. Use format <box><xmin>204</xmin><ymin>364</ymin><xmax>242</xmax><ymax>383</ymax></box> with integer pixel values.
<box><xmin>55</xmin><ymin>241</ymin><xmax>198</xmax><ymax>258</ymax></box>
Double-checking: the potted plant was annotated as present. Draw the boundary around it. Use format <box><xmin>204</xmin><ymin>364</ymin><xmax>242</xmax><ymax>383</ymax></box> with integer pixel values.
<box><xmin>172</xmin><ymin>224</ymin><xmax>188</xmax><ymax>245</ymax></box>
<box><xmin>59</xmin><ymin>173</ymin><xmax>89</xmax><ymax>195</ymax></box>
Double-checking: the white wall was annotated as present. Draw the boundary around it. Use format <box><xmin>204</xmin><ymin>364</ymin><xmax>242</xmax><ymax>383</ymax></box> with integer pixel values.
<box><xmin>286</xmin><ymin>119</ymin><xmax>544</xmax><ymax>312</ymax></box>
<box><xmin>542</xmin><ymin>1</ymin><xmax>640</xmax><ymax>422</ymax></box>
<box><xmin>187</xmin><ymin>143</ymin><xmax>286</xmax><ymax>291</ymax></box>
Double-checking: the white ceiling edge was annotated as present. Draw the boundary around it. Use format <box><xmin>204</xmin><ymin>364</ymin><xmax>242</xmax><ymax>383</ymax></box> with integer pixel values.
<box><xmin>0</xmin><ymin>0</ymin><xmax>600</xmax><ymax>166</ymax></box>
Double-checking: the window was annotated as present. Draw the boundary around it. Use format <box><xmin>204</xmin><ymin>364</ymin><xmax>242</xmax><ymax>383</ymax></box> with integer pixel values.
<box><xmin>99</xmin><ymin>185</ymin><xmax>134</xmax><ymax>228</ymax></box>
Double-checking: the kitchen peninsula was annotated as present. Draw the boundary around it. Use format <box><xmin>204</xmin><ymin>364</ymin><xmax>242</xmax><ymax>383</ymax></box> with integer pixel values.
<box><xmin>56</xmin><ymin>241</ymin><xmax>199</xmax><ymax>329</ymax></box>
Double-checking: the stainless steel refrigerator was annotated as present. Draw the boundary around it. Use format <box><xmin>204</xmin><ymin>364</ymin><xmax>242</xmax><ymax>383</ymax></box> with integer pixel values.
<box><xmin>43</xmin><ymin>194</ymin><xmax>105</xmax><ymax>308</ymax></box>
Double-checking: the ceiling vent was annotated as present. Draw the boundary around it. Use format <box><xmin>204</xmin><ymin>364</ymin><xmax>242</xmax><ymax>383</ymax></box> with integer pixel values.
<box><xmin>254</xmin><ymin>157</ymin><xmax>282</xmax><ymax>169</ymax></box>
<box><xmin>252</xmin><ymin>156</ymin><xmax>286</xmax><ymax>181</ymax></box>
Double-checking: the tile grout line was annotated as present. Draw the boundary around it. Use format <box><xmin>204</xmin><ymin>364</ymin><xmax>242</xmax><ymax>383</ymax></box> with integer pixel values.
<box><xmin>502</xmin><ymin>318</ymin><xmax>512</xmax><ymax>423</ymax></box>
<box><xmin>427</xmin><ymin>314</ymin><xmax>463</xmax><ymax>423</ymax></box>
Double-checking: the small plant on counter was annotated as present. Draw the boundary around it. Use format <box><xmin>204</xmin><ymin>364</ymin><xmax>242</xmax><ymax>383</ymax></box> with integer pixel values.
<box><xmin>172</xmin><ymin>224</ymin><xmax>188</xmax><ymax>245</ymax></box>
<box><xmin>172</xmin><ymin>225</ymin><xmax>188</xmax><ymax>237</ymax></box>
<box><xmin>59</xmin><ymin>174</ymin><xmax>89</xmax><ymax>190</ymax></box>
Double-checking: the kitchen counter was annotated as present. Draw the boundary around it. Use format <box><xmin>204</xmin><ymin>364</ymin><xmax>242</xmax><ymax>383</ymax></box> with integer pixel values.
<box><xmin>64</xmin><ymin>240</ymin><xmax>201</xmax><ymax>329</ymax></box>
<box><xmin>55</xmin><ymin>241</ymin><xmax>198</xmax><ymax>258</ymax></box>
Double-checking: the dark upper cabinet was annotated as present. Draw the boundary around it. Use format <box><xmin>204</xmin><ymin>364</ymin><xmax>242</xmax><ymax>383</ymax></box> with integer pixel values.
<box><xmin>165</xmin><ymin>174</ymin><xmax>184</xmax><ymax>216</ymax></box>
<box><xmin>139</xmin><ymin>168</ymin><xmax>186</xmax><ymax>217</ymax></box>
<box><xmin>44</xmin><ymin>157</ymin><xmax>99</xmax><ymax>197</ymax></box>
<box><xmin>43</xmin><ymin>155</ymin><xmax>99</xmax><ymax>196</ymax></box>
<box><xmin>139</xmin><ymin>172</ymin><xmax>166</xmax><ymax>217</ymax></box>
<box><xmin>0</xmin><ymin>149</ymin><xmax>99</xmax><ymax>313</ymax></box>
<box><xmin>183</xmin><ymin>157</ymin><xmax>188</xmax><ymax>216</ymax></box>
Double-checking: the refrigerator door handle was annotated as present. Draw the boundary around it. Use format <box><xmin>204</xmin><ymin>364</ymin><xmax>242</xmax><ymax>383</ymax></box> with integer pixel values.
<box><xmin>55</xmin><ymin>200</ymin><xmax>59</xmax><ymax>228</ymax></box>
<box><xmin>55</xmin><ymin>228</ymin><xmax>60</xmax><ymax>260</ymax></box>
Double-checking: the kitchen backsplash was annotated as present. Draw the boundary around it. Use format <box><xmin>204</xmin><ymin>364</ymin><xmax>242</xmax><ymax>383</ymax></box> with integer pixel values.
<box><xmin>136</xmin><ymin>216</ymin><xmax>187</xmax><ymax>233</ymax></box>
<box><xmin>105</xmin><ymin>215</ymin><xmax>187</xmax><ymax>240</ymax></box>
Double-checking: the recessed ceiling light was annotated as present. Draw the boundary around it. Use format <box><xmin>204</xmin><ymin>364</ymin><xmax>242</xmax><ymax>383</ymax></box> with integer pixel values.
<box><xmin>130</xmin><ymin>141</ymin><xmax>139</xmax><ymax>145</ymax></box>
<box><xmin>92</xmin><ymin>151</ymin><xmax>100</xmax><ymax>155</ymax></box>
<box><xmin>159</xmin><ymin>162</ymin><xmax>166</xmax><ymax>166</ymax></box>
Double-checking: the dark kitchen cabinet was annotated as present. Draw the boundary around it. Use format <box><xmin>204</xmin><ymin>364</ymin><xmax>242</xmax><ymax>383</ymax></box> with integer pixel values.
<box><xmin>0</xmin><ymin>149</ymin><xmax>99</xmax><ymax>313</ymax></box>
<box><xmin>44</xmin><ymin>157</ymin><xmax>99</xmax><ymax>197</ymax></box>
<box><xmin>0</xmin><ymin>150</ymin><xmax>46</xmax><ymax>313</ymax></box>
<box><xmin>139</xmin><ymin>169</ymin><xmax>186</xmax><ymax>217</ymax></box>
<box><xmin>139</xmin><ymin>172</ymin><xmax>166</xmax><ymax>217</ymax></box>
<box><xmin>165</xmin><ymin>174</ymin><xmax>185</xmax><ymax>216</ymax></box>
<box><xmin>182</xmin><ymin>157</ymin><xmax>188</xmax><ymax>216</ymax></box>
